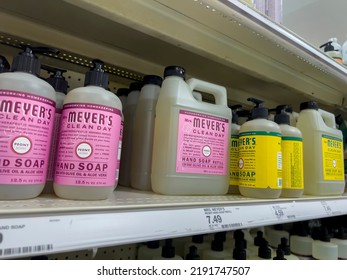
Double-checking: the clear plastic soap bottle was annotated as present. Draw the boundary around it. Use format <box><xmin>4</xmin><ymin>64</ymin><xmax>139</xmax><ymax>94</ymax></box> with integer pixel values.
<box><xmin>42</xmin><ymin>66</ymin><xmax>68</xmax><ymax>194</ymax></box>
<box><xmin>0</xmin><ymin>46</ymin><xmax>58</xmax><ymax>199</ymax></box>
<box><xmin>118</xmin><ymin>82</ymin><xmax>141</xmax><ymax>187</ymax></box>
<box><xmin>238</xmin><ymin>98</ymin><xmax>282</xmax><ymax>199</ymax></box>
<box><xmin>131</xmin><ymin>75</ymin><xmax>162</xmax><ymax>191</ymax></box>
<box><xmin>54</xmin><ymin>59</ymin><xmax>123</xmax><ymax>200</ymax></box>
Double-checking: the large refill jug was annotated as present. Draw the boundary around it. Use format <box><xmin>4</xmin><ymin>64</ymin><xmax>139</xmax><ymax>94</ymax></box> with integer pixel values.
<box><xmin>151</xmin><ymin>66</ymin><xmax>231</xmax><ymax>195</ymax></box>
<box><xmin>296</xmin><ymin>101</ymin><xmax>345</xmax><ymax>195</ymax></box>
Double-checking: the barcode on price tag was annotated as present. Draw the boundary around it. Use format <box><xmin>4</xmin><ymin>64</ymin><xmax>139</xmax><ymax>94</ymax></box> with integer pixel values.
<box><xmin>0</xmin><ymin>244</ymin><xmax>53</xmax><ymax>257</ymax></box>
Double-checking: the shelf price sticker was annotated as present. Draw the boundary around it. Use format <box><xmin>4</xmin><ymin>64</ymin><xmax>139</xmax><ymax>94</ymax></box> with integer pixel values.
<box><xmin>269</xmin><ymin>204</ymin><xmax>296</xmax><ymax>220</ymax></box>
<box><xmin>203</xmin><ymin>207</ymin><xmax>243</xmax><ymax>231</ymax></box>
<box><xmin>320</xmin><ymin>201</ymin><xmax>333</xmax><ymax>215</ymax></box>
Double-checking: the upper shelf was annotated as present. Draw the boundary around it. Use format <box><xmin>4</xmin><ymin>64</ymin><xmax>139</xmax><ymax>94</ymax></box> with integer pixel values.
<box><xmin>0</xmin><ymin>0</ymin><xmax>347</xmax><ymax>113</ymax></box>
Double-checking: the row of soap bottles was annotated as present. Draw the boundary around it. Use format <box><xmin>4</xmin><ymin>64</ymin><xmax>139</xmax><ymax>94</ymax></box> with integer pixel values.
<box><xmin>137</xmin><ymin>229</ymin><xmax>297</xmax><ymax>260</ymax></box>
<box><xmin>0</xmin><ymin>46</ymin><xmax>123</xmax><ymax>200</ymax></box>
<box><xmin>228</xmin><ymin>97</ymin><xmax>345</xmax><ymax>199</ymax></box>
<box><xmin>320</xmin><ymin>37</ymin><xmax>347</xmax><ymax>65</ymax></box>
<box><xmin>137</xmin><ymin>221</ymin><xmax>347</xmax><ymax>260</ymax></box>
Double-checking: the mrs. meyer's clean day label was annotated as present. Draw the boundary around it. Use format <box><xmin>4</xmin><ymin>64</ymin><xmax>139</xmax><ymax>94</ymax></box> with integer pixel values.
<box><xmin>0</xmin><ymin>90</ymin><xmax>55</xmax><ymax>184</ymax></box>
<box><xmin>176</xmin><ymin>110</ymin><xmax>229</xmax><ymax>175</ymax></box>
<box><xmin>54</xmin><ymin>103</ymin><xmax>121</xmax><ymax>186</ymax></box>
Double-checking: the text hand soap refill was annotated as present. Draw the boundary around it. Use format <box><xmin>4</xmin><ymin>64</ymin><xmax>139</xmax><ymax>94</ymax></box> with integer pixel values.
<box><xmin>296</xmin><ymin>101</ymin><xmax>345</xmax><ymax>196</ymax></box>
<box><xmin>42</xmin><ymin>66</ymin><xmax>68</xmax><ymax>194</ymax></box>
<box><xmin>54</xmin><ymin>59</ymin><xmax>123</xmax><ymax>200</ymax></box>
<box><xmin>151</xmin><ymin>66</ymin><xmax>231</xmax><ymax>195</ymax></box>
<box><xmin>238</xmin><ymin>98</ymin><xmax>282</xmax><ymax>199</ymax></box>
<box><xmin>0</xmin><ymin>46</ymin><xmax>58</xmax><ymax>200</ymax></box>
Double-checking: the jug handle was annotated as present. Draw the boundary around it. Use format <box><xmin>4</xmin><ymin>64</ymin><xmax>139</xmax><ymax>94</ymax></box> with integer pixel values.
<box><xmin>187</xmin><ymin>78</ymin><xmax>227</xmax><ymax>106</ymax></box>
<box><xmin>318</xmin><ymin>109</ymin><xmax>336</xmax><ymax>128</ymax></box>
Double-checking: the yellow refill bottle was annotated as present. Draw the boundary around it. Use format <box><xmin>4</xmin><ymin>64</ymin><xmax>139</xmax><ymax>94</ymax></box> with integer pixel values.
<box><xmin>238</xmin><ymin>98</ymin><xmax>282</xmax><ymax>199</ymax></box>
<box><xmin>296</xmin><ymin>101</ymin><xmax>345</xmax><ymax>196</ymax></box>
<box><xmin>274</xmin><ymin>107</ymin><xmax>304</xmax><ymax>198</ymax></box>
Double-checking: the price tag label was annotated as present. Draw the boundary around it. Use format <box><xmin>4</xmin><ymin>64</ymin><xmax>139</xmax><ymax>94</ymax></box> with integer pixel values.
<box><xmin>320</xmin><ymin>201</ymin><xmax>332</xmax><ymax>215</ymax></box>
<box><xmin>202</xmin><ymin>207</ymin><xmax>243</xmax><ymax>231</ymax></box>
<box><xmin>270</xmin><ymin>204</ymin><xmax>286</xmax><ymax>220</ymax></box>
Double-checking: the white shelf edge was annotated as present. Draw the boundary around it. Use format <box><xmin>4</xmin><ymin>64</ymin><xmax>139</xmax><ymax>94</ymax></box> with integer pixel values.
<box><xmin>0</xmin><ymin>188</ymin><xmax>346</xmax><ymax>259</ymax></box>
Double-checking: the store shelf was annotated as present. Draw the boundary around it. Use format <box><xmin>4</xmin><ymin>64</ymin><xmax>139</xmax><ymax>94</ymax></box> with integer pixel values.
<box><xmin>1</xmin><ymin>187</ymin><xmax>347</xmax><ymax>259</ymax></box>
<box><xmin>1</xmin><ymin>0</ymin><xmax>347</xmax><ymax>260</ymax></box>
<box><xmin>1</xmin><ymin>0</ymin><xmax>347</xmax><ymax>113</ymax></box>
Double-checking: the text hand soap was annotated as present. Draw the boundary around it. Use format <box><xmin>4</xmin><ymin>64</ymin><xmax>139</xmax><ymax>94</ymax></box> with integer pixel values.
<box><xmin>238</xmin><ymin>98</ymin><xmax>282</xmax><ymax>199</ymax></box>
<box><xmin>54</xmin><ymin>59</ymin><xmax>123</xmax><ymax>200</ymax></box>
<box><xmin>151</xmin><ymin>66</ymin><xmax>231</xmax><ymax>195</ymax></box>
<box><xmin>0</xmin><ymin>46</ymin><xmax>58</xmax><ymax>199</ymax></box>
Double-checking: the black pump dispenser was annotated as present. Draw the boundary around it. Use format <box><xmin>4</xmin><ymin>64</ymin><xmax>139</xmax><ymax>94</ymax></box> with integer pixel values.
<box><xmin>84</xmin><ymin>59</ymin><xmax>108</xmax><ymax>89</ymax></box>
<box><xmin>185</xmin><ymin>245</ymin><xmax>200</xmax><ymax>260</ymax></box>
<box><xmin>0</xmin><ymin>55</ymin><xmax>10</xmax><ymax>73</ymax></box>
<box><xmin>319</xmin><ymin>41</ymin><xmax>335</xmax><ymax>52</ymax></box>
<box><xmin>273</xmin><ymin>248</ymin><xmax>286</xmax><ymax>260</ymax></box>
<box><xmin>42</xmin><ymin>65</ymin><xmax>68</xmax><ymax>94</ymax></box>
<box><xmin>274</xmin><ymin>107</ymin><xmax>290</xmax><ymax>125</ymax></box>
<box><xmin>247</xmin><ymin>97</ymin><xmax>268</xmax><ymax>119</ymax></box>
<box><xmin>12</xmin><ymin>45</ymin><xmax>59</xmax><ymax>76</ymax></box>
<box><xmin>230</xmin><ymin>105</ymin><xmax>242</xmax><ymax>124</ymax></box>
<box><xmin>233</xmin><ymin>238</ymin><xmax>247</xmax><ymax>260</ymax></box>
<box><xmin>161</xmin><ymin>239</ymin><xmax>176</xmax><ymax>258</ymax></box>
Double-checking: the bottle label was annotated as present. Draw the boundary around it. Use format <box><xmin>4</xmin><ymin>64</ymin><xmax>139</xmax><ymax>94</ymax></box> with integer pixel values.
<box><xmin>0</xmin><ymin>90</ymin><xmax>55</xmax><ymax>185</ymax></box>
<box><xmin>321</xmin><ymin>134</ymin><xmax>344</xmax><ymax>180</ymax></box>
<box><xmin>229</xmin><ymin>134</ymin><xmax>239</xmax><ymax>185</ymax></box>
<box><xmin>54</xmin><ymin>103</ymin><xmax>122</xmax><ymax>187</ymax></box>
<box><xmin>176</xmin><ymin>110</ymin><xmax>229</xmax><ymax>175</ymax></box>
<box><xmin>239</xmin><ymin>131</ymin><xmax>282</xmax><ymax>189</ymax></box>
<box><xmin>46</xmin><ymin>109</ymin><xmax>62</xmax><ymax>181</ymax></box>
<box><xmin>281</xmin><ymin>137</ymin><xmax>304</xmax><ymax>190</ymax></box>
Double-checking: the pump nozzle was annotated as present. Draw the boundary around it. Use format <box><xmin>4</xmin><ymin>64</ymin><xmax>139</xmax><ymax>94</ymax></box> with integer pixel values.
<box><xmin>230</xmin><ymin>104</ymin><xmax>242</xmax><ymax>124</ymax></box>
<box><xmin>319</xmin><ymin>41</ymin><xmax>335</xmax><ymax>52</ymax></box>
<box><xmin>42</xmin><ymin>65</ymin><xmax>68</xmax><ymax>94</ymax></box>
<box><xmin>0</xmin><ymin>55</ymin><xmax>10</xmax><ymax>73</ymax></box>
<box><xmin>12</xmin><ymin>45</ymin><xmax>59</xmax><ymax>76</ymax></box>
<box><xmin>247</xmin><ymin>97</ymin><xmax>268</xmax><ymax>119</ymax></box>
<box><xmin>247</xmin><ymin>97</ymin><xmax>264</xmax><ymax>108</ymax></box>
<box><xmin>84</xmin><ymin>59</ymin><xmax>108</xmax><ymax>89</ymax></box>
